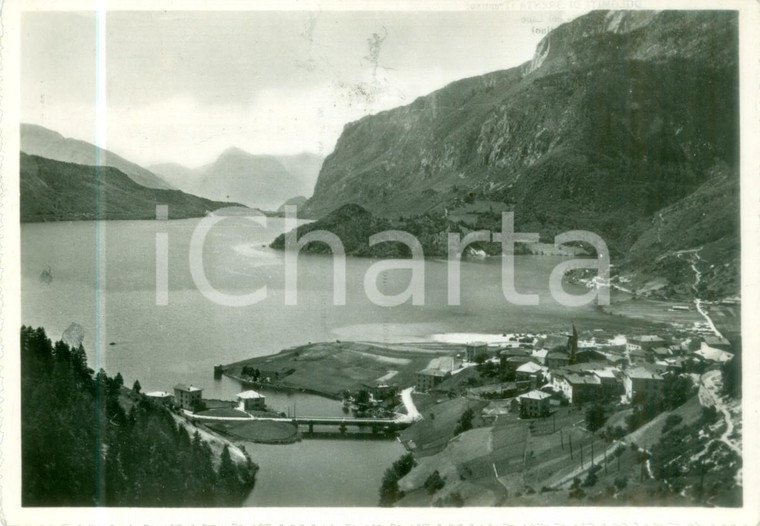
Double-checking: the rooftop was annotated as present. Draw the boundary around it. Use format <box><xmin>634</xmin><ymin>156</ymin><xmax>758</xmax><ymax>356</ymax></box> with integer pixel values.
<box><xmin>419</xmin><ymin>368</ymin><xmax>449</xmax><ymax>377</ymax></box>
<box><xmin>237</xmin><ymin>390</ymin><xmax>265</xmax><ymax>399</ymax></box>
<box><xmin>636</xmin><ymin>335</ymin><xmax>666</xmax><ymax>343</ymax></box>
<box><xmin>173</xmin><ymin>384</ymin><xmax>202</xmax><ymax>392</ymax></box>
<box><xmin>624</xmin><ymin>367</ymin><xmax>664</xmax><ymax>380</ymax></box>
<box><xmin>427</xmin><ymin>356</ymin><xmax>457</xmax><ymax>372</ymax></box>
<box><xmin>562</xmin><ymin>372</ymin><xmax>601</xmax><ymax>385</ymax></box>
<box><xmin>593</xmin><ymin>368</ymin><xmax>618</xmax><ymax>379</ymax></box>
<box><xmin>516</xmin><ymin>361</ymin><xmax>543</xmax><ymax>374</ymax></box>
<box><xmin>696</xmin><ymin>344</ymin><xmax>734</xmax><ymax>363</ymax></box>
<box><xmin>145</xmin><ymin>391</ymin><xmax>172</xmax><ymax>398</ymax></box>
<box><xmin>519</xmin><ymin>390</ymin><xmax>552</xmax><ymax>401</ymax></box>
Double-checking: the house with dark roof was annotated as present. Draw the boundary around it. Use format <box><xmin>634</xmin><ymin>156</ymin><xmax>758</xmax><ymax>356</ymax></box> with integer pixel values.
<box><xmin>592</xmin><ymin>368</ymin><xmax>624</xmax><ymax>399</ymax></box>
<box><xmin>465</xmin><ymin>342</ymin><xmax>488</xmax><ymax>362</ymax></box>
<box><xmin>574</xmin><ymin>348</ymin><xmax>609</xmax><ymax>364</ymax></box>
<box><xmin>551</xmin><ymin>371</ymin><xmax>601</xmax><ymax>404</ymax></box>
<box><xmin>416</xmin><ymin>368</ymin><xmax>450</xmax><ymax>393</ymax></box>
<box><xmin>622</xmin><ymin>367</ymin><xmax>664</xmax><ymax>402</ymax></box>
<box><xmin>173</xmin><ymin>383</ymin><xmax>203</xmax><ymax>410</ymax></box>
<box><xmin>632</xmin><ymin>335</ymin><xmax>666</xmax><ymax>351</ymax></box>
<box><xmin>703</xmin><ymin>335</ymin><xmax>732</xmax><ymax>351</ymax></box>
<box><xmin>516</xmin><ymin>361</ymin><xmax>544</xmax><ymax>382</ymax></box>
<box><xmin>518</xmin><ymin>390</ymin><xmax>551</xmax><ymax>418</ymax></box>
<box><xmin>628</xmin><ymin>348</ymin><xmax>650</xmax><ymax>364</ymax></box>
<box><xmin>545</xmin><ymin>351</ymin><xmax>570</xmax><ymax>369</ymax></box>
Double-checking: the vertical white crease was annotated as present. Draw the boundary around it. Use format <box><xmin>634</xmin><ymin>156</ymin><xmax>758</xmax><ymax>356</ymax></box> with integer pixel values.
<box><xmin>94</xmin><ymin>5</ymin><xmax>108</xmax><ymax>507</ymax></box>
<box><xmin>95</xmin><ymin>5</ymin><xmax>107</xmax><ymax>375</ymax></box>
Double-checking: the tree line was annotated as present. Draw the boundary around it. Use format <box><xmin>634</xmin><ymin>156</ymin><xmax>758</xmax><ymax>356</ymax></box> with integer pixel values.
<box><xmin>21</xmin><ymin>326</ymin><xmax>257</xmax><ymax>506</ymax></box>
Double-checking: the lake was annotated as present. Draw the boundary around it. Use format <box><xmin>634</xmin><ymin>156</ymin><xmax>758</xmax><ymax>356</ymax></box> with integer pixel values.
<box><xmin>20</xmin><ymin>216</ymin><xmax>654</xmax><ymax>506</ymax></box>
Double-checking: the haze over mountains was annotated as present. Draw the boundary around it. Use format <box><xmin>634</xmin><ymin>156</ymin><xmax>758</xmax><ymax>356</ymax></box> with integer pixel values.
<box><xmin>20</xmin><ymin>122</ymin><xmax>324</xmax><ymax>220</ymax></box>
<box><xmin>21</xmin><ymin>123</ymin><xmax>174</xmax><ymax>190</ymax></box>
<box><xmin>20</xmin><ymin>124</ymin><xmax>242</xmax><ymax>221</ymax></box>
<box><xmin>20</xmin><ymin>153</ymin><xmax>239</xmax><ymax>222</ymax></box>
<box><xmin>297</xmin><ymin>10</ymin><xmax>739</xmax><ymax>298</ymax></box>
<box><xmin>150</xmin><ymin>150</ymin><xmax>323</xmax><ymax>211</ymax></box>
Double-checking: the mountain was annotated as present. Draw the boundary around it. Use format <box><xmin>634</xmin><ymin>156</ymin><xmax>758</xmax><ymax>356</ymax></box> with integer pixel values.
<box><xmin>275</xmin><ymin>153</ymin><xmax>324</xmax><ymax>193</ymax></box>
<box><xmin>21</xmin><ymin>123</ymin><xmax>174</xmax><ymax>190</ymax></box>
<box><xmin>276</xmin><ymin>195</ymin><xmax>308</xmax><ymax>213</ymax></box>
<box><xmin>150</xmin><ymin>150</ymin><xmax>323</xmax><ymax>211</ymax></box>
<box><xmin>300</xmin><ymin>10</ymin><xmax>739</xmax><ymax>298</ymax></box>
<box><xmin>20</xmin><ymin>153</ymin><xmax>241</xmax><ymax>222</ymax></box>
<box><xmin>145</xmin><ymin>162</ymin><xmax>195</xmax><ymax>190</ymax></box>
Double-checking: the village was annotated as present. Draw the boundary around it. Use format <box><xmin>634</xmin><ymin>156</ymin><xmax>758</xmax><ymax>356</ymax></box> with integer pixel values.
<box><xmin>133</xmin><ymin>310</ymin><xmax>742</xmax><ymax>506</ymax></box>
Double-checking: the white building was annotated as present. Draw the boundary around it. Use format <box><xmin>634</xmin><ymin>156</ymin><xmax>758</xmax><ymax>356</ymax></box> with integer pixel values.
<box><xmin>145</xmin><ymin>391</ymin><xmax>173</xmax><ymax>404</ymax></box>
<box><xmin>237</xmin><ymin>390</ymin><xmax>266</xmax><ymax>411</ymax></box>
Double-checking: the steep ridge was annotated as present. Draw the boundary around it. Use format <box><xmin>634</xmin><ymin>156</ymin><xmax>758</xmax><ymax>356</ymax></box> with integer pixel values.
<box><xmin>300</xmin><ymin>10</ymin><xmax>739</xmax><ymax>297</ymax></box>
<box><xmin>21</xmin><ymin>123</ymin><xmax>174</xmax><ymax>190</ymax></box>
<box><xmin>20</xmin><ymin>153</ymin><xmax>240</xmax><ymax>222</ymax></box>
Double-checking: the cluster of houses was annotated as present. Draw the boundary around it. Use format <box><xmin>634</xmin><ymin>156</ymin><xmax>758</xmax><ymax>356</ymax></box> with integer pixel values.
<box><xmin>145</xmin><ymin>383</ymin><xmax>267</xmax><ymax>413</ymax></box>
<box><xmin>414</xmin><ymin>327</ymin><xmax>735</xmax><ymax>419</ymax></box>
<box><xmin>144</xmin><ymin>384</ymin><xmax>205</xmax><ymax>409</ymax></box>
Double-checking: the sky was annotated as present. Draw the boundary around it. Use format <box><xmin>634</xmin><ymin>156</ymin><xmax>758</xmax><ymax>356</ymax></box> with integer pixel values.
<box><xmin>22</xmin><ymin>10</ymin><xmax>573</xmax><ymax>168</ymax></box>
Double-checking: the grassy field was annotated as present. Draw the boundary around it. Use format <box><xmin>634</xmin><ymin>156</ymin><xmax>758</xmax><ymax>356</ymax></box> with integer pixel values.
<box><xmin>603</xmin><ymin>297</ymin><xmax>703</xmax><ymax>327</ymax></box>
<box><xmin>205</xmin><ymin>420</ymin><xmax>299</xmax><ymax>444</ymax></box>
<box><xmin>399</xmin><ymin>397</ymin><xmax>488</xmax><ymax>457</ymax></box>
<box><xmin>197</xmin><ymin>407</ymin><xmax>250</xmax><ymax>418</ymax></box>
<box><xmin>223</xmin><ymin>341</ymin><xmax>458</xmax><ymax>398</ymax></box>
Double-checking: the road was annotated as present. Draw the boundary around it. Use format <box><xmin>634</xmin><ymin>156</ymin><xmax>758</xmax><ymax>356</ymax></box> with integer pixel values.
<box><xmin>399</xmin><ymin>387</ymin><xmax>423</xmax><ymax>423</ymax></box>
<box><xmin>677</xmin><ymin>249</ymin><xmax>723</xmax><ymax>338</ymax></box>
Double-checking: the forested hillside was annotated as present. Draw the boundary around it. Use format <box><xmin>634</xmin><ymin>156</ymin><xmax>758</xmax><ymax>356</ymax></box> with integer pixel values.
<box><xmin>20</xmin><ymin>153</ymin><xmax>240</xmax><ymax>222</ymax></box>
<box><xmin>21</xmin><ymin>326</ymin><xmax>257</xmax><ymax>506</ymax></box>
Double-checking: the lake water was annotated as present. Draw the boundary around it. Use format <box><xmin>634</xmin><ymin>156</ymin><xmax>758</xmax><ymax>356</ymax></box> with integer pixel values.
<box><xmin>20</xmin><ymin>217</ymin><xmax>654</xmax><ymax>506</ymax></box>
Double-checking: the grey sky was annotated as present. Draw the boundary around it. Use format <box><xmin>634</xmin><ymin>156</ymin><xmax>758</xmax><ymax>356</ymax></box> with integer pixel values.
<box><xmin>22</xmin><ymin>10</ymin><xmax>572</xmax><ymax>168</ymax></box>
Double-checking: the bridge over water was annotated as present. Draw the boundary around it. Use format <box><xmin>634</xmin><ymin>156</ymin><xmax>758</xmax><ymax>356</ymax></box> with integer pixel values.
<box><xmin>185</xmin><ymin>410</ymin><xmax>414</xmax><ymax>434</ymax></box>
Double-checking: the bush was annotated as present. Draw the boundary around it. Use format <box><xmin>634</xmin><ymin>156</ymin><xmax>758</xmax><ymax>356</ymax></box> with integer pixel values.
<box><xmin>424</xmin><ymin>470</ymin><xmax>446</xmax><ymax>495</ymax></box>
<box><xmin>568</xmin><ymin>487</ymin><xmax>586</xmax><ymax>500</ymax></box>
<box><xmin>378</xmin><ymin>453</ymin><xmax>417</xmax><ymax>506</ymax></box>
<box><xmin>583</xmin><ymin>467</ymin><xmax>599</xmax><ymax>487</ymax></box>
<box><xmin>614</xmin><ymin>476</ymin><xmax>628</xmax><ymax>491</ymax></box>
<box><xmin>453</xmin><ymin>408</ymin><xmax>475</xmax><ymax>435</ymax></box>
<box><xmin>585</xmin><ymin>404</ymin><xmax>607</xmax><ymax>432</ymax></box>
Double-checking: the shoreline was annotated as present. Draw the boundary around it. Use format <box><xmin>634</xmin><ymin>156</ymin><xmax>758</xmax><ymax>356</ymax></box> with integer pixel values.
<box><xmin>224</xmin><ymin>372</ymin><xmax>344</xmax><ymax>401</ymax></box>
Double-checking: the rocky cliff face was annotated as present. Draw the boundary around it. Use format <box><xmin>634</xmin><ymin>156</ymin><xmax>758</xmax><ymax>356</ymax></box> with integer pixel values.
<box><xmin>301</xmin><ymin>10</ymin><xmax>739</xmax><ymax>297</ymax></box>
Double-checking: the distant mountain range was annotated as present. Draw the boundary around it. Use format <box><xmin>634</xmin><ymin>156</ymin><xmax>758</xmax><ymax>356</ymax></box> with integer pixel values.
<box><xmin>20</xmin><ymin>123</ymin><xmax>321</xmax><ymax>222</ymax></box>
<box><xmin>21</xmin><ymin>123</ymin><xmax>174</xmax><ymax>190</ymax></box>
<box><xmin>296</xmin><ymin>10</ymin><xmax>739</xmax><ymax>299</ymax></box>
<box><xmin>150</xmin><ymin>150</ymin><xmax>323</xmax><ymax>211</ymax></box>
<box><xmin>20</xmin><ymin>153</ymin><xmax>240</xmax><ymax>222</ymax></box>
